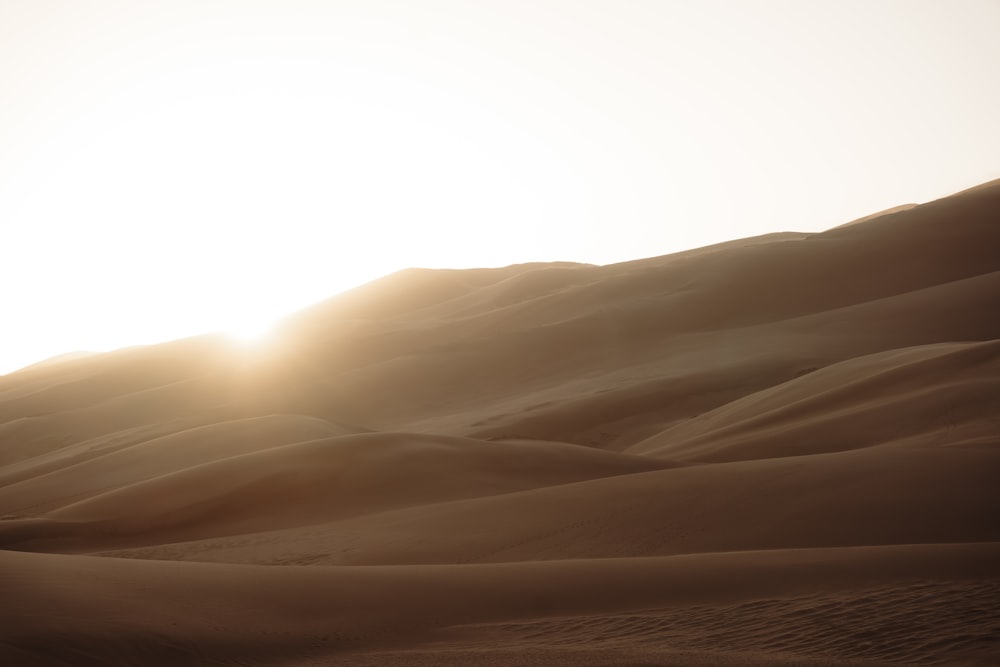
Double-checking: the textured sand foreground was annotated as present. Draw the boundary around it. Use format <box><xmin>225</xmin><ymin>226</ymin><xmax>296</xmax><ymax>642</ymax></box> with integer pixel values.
<box><xmin>2</xmin><ymin>179</ymin><xmax>1000</xmax><ymax>665</ymax></box>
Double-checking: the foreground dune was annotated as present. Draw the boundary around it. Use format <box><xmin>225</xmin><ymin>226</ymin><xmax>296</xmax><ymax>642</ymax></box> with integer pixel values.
<box><xmin>4</xmin><ymin>543</ymin><xmax>1000</xmax><ymax>666</ymax></box>
<box><xmin>2</xmin><ymin>179</ymin><xmax>999</xmax><ymax>665</ymax></box>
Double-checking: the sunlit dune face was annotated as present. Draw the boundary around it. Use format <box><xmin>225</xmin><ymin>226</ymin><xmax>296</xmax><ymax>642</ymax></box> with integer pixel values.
<box><xmin>0</xmin><ymin>55</ymin><xmax>590</xmax><ymax>376</ymax></box>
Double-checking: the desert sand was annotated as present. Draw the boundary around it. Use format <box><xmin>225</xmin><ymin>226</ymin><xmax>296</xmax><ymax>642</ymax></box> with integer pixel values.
<box><xmin>2</xmin><ymin>179</ymin><xmax>999</xmax><ymax>665</ymax></box>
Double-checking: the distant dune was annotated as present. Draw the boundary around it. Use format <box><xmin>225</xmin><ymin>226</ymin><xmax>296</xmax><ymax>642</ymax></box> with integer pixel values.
<box><xmin>3</xmin><ymin>180</ymin><xmax>1000</xmax><ymax>665</ymax></box>
<box><xmin>831</xmin><ymin>202</ymin><xmax>919</xmax><ymax>229</ymax></box>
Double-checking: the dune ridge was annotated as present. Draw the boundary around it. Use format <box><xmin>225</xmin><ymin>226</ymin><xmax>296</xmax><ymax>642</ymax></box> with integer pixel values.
<box><xmin>3</xmin><ymin>180</ymin><xmax>1000</xmax><ymax>665</ymax></box>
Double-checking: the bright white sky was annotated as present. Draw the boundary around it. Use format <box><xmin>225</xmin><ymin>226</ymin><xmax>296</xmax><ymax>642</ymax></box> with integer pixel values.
<box><xmin>2</xmin><ymin>0</ymin><xmax>999</xmax><ymax>374</ymax></box>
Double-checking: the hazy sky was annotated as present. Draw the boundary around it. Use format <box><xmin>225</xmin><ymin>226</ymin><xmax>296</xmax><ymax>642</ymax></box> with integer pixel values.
<box><xmin>2</xmin><ymin>0</ymin><xmax>999</xmax><ymax>374</ymax></box>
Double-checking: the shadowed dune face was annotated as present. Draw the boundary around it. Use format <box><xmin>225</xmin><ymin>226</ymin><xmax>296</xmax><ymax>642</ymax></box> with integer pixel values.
<box><xmin>105</xmin><ymin>443</ymin><xmax>997</xmax><ymax>568</ymax></box>
<box><xmin>2</xmin><ymin>181</ymin><xmax>1000</xmax><ymax>666</ymax></box>
<box><xmin>630</xmin><ymin>339</ymin><xmax>1000</xmax><ymax>460</ymax></box>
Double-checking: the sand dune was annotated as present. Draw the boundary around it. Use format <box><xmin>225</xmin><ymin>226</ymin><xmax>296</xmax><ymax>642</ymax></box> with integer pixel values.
<box><xmin>3</xmin><ymin>180</ymin><xmax>999</xmax><ymax>665</ymax></box>
<box><xmin>0</xmin><ymin>433</ymin><xmax>668</xmax><ymax>552</ymax></box>
<box><xmin>103</xmin><ymin>441</ymin><xmax>998</xmax><ymax>567</ymax></box>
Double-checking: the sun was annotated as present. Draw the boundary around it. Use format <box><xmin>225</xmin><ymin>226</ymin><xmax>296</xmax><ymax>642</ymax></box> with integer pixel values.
<box><xmin>223</xmin><ymin>319</ymin><xmax>276</xmax><ymax>346</ymax></box>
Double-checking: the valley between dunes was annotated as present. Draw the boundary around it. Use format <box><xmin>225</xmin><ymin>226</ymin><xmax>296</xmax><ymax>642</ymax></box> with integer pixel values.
<box><xmin>3</xmin><ymin>180</ymin><xmax>1000</xmax><ymax>665</ymax></box>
